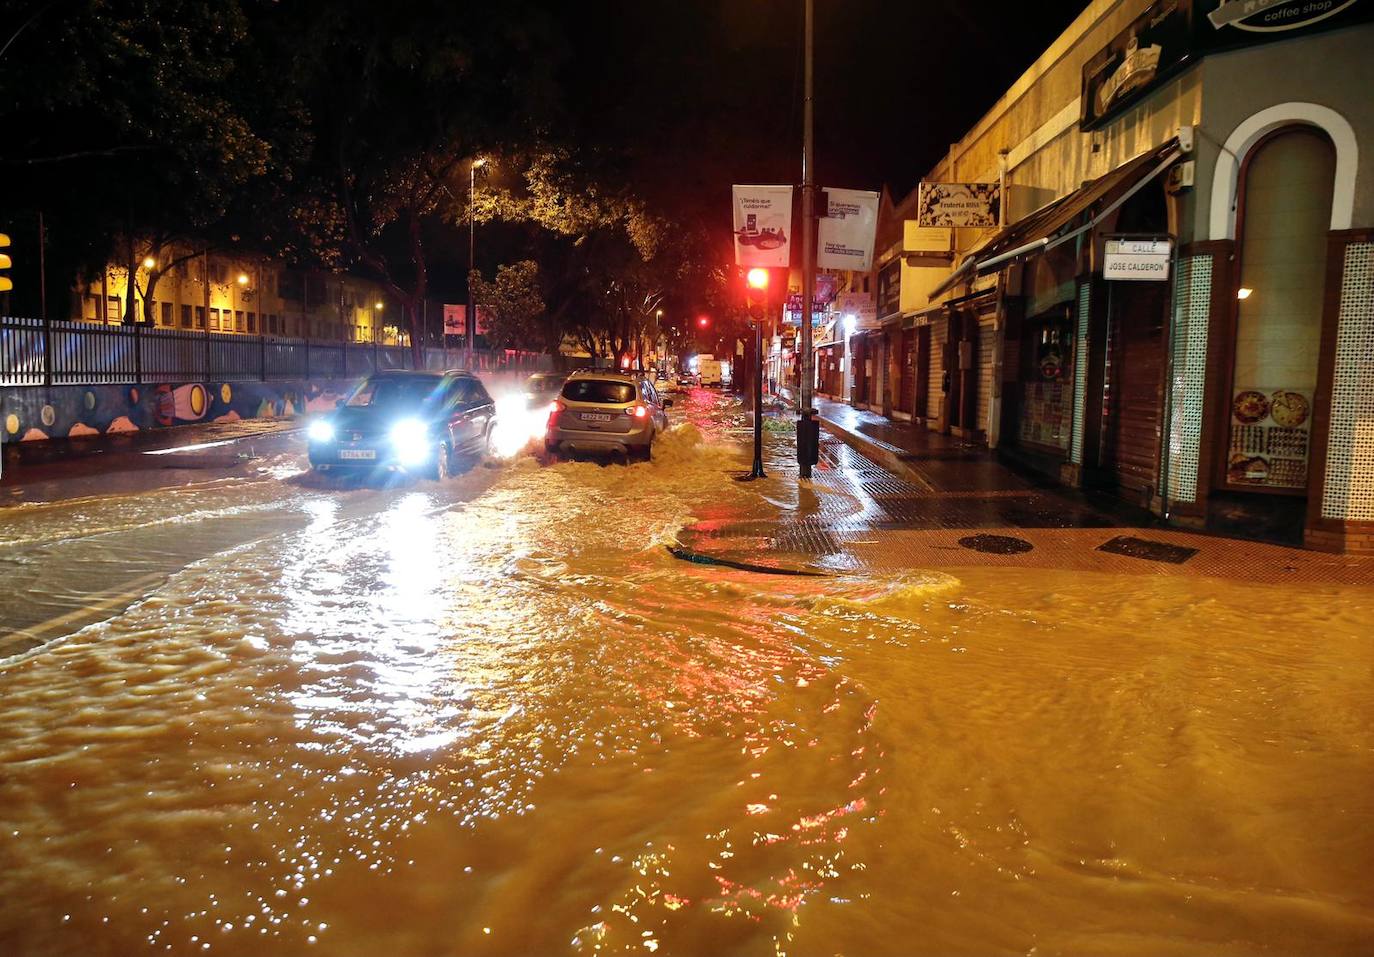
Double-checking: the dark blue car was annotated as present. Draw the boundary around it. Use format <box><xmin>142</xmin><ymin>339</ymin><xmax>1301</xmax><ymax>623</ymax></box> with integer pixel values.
<box><xmin>306</xmin><ymin>370</ymin><xmax>496</xmax><ymax>479</ymax></box>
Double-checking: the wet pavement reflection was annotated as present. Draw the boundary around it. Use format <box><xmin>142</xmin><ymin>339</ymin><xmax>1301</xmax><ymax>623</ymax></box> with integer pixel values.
<box><xmin>1</xmin><ymin>387</ymin><xmax>1372</xmax><ymax>956</ymax></box>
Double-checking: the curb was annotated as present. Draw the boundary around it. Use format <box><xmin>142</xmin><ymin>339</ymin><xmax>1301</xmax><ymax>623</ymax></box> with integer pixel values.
<box><xmin>816</xmin><ymin>415</ymin><xmax>934</xmax><ymax>491</ymax></box>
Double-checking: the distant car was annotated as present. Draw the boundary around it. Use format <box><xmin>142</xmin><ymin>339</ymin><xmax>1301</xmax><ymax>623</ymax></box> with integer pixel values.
<box><xmin>522</xmin><ymin>372</ymin><xmax>567</xmax><ymax>411</ymax></box>
<box><xmin>545</xmin><ymin>370</ymin><xmax>672</xmax><ymax>460</ymax></box>
<box><xmin>655</xmin><ymin>370</ymin><xmax>681</xmax><ymax>392</ymax></box>
<box><xmin>307</xmin><ymin>370</ymin><xmax>495</xmax><ymax>478</ymax></box>
<box><xmin>679</xmin><ymin>371</ymin><xmax>701</xmax><ymax>387</ymax></box>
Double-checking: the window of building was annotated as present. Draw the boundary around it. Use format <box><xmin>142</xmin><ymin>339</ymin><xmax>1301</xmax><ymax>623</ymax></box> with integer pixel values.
<box><xmin>180</xmin><ymin>304</ymin><xmax>192</xmax><ymax>328</ymax></box>
<box><xmin>107</xmin><ymin>297</ymin><xmax>122</xmax><ymax>323</ymax></box>
<box><xmin>209</xmin><ymin>262</ymin><xmax>227</xmax><ymax>284</ymax></box>
<box><xmin>83</xmin><ymin>295</ymin><xmax>99</xmax><ymax>321</ymax></box>
<box><xmin>247</xmin><ymin>311</ymin><xmax>257</xmax><ymax>333</ymax></box>
<box><xmin>235</xmin><ymin>310</ymin><xmax>245</xmax><ymax>332</ymax></box>
<box><xmin>195</xmin><ymin>306</ymin><xmax>206</xmax><ymax>329</ymax></box>
<box><xmin>209</xmin><ymin>307</ymin><xmax>220</xmax><ymax>330</ymax></box>
<box><xmin>160</xmin><ymin>302</ymin><xmax>173</xmax><ymax>326</ymax></box>
<box><xmin>1225</xmin><ymin>126</ymin><xmax>1336</xmax><ymax>493</ymax></box>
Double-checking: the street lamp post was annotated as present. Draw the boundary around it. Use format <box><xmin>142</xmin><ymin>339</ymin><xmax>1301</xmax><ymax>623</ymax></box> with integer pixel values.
<box><xmin>798</xmin><ymin>0</ymin><xmax>818</xmax><ymax>479</ymax></box>
<box><xmin>468</xmin><ymin>157</ymin><xmax>486</xmax><ymax>365</ymax></box>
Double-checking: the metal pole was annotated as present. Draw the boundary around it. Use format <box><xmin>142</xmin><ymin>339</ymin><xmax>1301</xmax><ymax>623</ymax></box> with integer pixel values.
<box><xmin>750</xmin><ymin>293</ymin><xmax>766</xmax><ymax>479</ymax></box>
<box><xmin>798</xmin><ymin>0</ymin><xmax>816</xmax><ymax>479</ymax></box>
<box><xmin>37</xmin><ymin>211</ymin><xmax>46</xmax><ymax>320</ymax></box>
<box><xmin>468</xmin><ymin>161</ymin><xmax>477</xmax><ymax>364</ymax></box>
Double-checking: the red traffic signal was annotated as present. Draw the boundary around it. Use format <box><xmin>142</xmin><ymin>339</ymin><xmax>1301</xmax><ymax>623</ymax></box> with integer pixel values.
<box><xmin>746</xmin><ymin>268</ymin><xmax>768</xmax><ymax>290</ymax></box>
<box><xmin>697</xmin><ymin>315</ymin><xmax>710</xmax><ymax>329</ymax></box>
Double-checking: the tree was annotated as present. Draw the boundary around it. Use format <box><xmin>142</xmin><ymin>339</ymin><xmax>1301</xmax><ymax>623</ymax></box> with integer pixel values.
<box><xmin>468</xmin><ymin>261</ymin><xmax>545</xmax><ymax>351</ymax></box>
<box><xmin>0</xmin><ymin>0</ymin><xmax>296</xmax><ymax>320</ymax></box>
<box><xmin>281</xmin><ymin>0</ymin><xmax>564</xmax><ymax>364</ymax></box>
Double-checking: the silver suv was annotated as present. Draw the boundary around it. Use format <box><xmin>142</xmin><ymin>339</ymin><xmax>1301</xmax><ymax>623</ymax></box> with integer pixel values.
<box><xmin>544</xmin><ymin>370</ymin><xmax>672</xmax><ymax>460</ymax></box>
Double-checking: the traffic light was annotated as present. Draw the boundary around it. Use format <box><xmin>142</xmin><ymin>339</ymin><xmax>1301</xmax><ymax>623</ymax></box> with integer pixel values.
<box><xmin>697</xmin><ymin>315</ymin><xmax>710</xmax><ymax>329</ymax></box>
<box><xmin>744</xmin><ymin>267</ymin><xmax>768</xmax><ymax>320</ymax></box>
<box><xmin>0</xmin><ymin>234</ymin><xmax>12</xmax><ymax>293</ymax></box>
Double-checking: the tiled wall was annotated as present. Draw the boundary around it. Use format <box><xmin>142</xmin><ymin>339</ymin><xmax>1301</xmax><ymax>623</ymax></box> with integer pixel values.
<box><xmin>1320</xmin><ymin>241</ymin><xmax>1374</xmax><ymax>521</ymax></box>
<box><xmin>1165</xmin><ymin>256</ymin><xmax>1213</xmax><ymax>505</ymax></box>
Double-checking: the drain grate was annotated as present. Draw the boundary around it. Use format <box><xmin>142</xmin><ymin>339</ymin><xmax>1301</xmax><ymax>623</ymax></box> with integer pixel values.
<box><xmin>1096</xmin><ymin>535</ymin><xmax>1198</xmax><ymax>564</ymax></box>
<box><xmin>957</xmin><ymin>534</ymin><xmax>1034</xmax><ymax>555</ymax></box>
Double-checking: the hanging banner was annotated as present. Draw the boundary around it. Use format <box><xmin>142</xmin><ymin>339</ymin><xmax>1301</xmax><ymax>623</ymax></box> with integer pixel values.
<box><xmin>732</xmin><ymin>185</ymin><xmax>794</xmax><ymax>268</ymax></box>
<box><xmin>817</xmin><ymin>187</ymin><xmax>879</xmax><ymax>271</ymax></box>
<box><xmin>443</xmin><ymin>304</ymin><xmax>465</xmax><ymax>335</ymax></box>
<box><xmin>443</xmin><ymin>305</ymin><xmax>490</xmax><ymax>336</ymax></box>
<box><xmin>917</xmin><ymin>183</ymin><xmax>1000</xmax><ymax>228</ymax></box>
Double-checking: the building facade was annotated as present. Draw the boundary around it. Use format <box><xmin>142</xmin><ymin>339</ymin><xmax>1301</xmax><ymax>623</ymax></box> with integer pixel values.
<box><xmin>72</xmin><ymin>247</ymin><xmax>413</xmax><ymax>346</ymax></box>
<box><xmin>848</xmin><ymin>0</ymin><xmax>1374</xmax><ymax>552</ymax></box>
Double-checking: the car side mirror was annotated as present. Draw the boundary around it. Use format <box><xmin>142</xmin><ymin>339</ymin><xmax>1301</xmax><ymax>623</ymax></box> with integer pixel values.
<box><xmin>662</xmin><ymin>398</ymin><xmax>673</xmax><ymax>408</ymax></box>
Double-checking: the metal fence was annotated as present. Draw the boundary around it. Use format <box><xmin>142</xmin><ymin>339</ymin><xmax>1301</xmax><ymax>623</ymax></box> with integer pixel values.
<box><xmin>0</xmin><ymin>316</ymin><xmax>554</xmax><ymax>387</ymax></box>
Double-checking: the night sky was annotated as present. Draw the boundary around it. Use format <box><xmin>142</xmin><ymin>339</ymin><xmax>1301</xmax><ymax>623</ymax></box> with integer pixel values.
<box><xmin>552</xmin><ymin>0</ymin><xmax>1089</xmax><ymax>213</ymax></box>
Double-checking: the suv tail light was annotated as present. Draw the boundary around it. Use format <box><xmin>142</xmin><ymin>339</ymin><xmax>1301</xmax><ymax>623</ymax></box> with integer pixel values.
<box><xmin>545</xmin><ymin>399</ymin><xmax>565</xmax><ymax>432</ymax></box>
<box><xmin>632</xmin><ymin>404</ymin><xmax>649</xmax><ymax>419</ymax></box>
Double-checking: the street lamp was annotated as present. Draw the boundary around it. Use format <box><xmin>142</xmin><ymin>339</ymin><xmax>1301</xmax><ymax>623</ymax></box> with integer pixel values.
<box><xmin>237</xmin><ymin>273</ymin><xmax>249</xmax><ymax>286</ymax></box>
<box><xmin>468</xmin><ymin>156</ymin><xmax>487</xmax><ymax>361</ymax></box>
<box><xmin>142</xmin><ymin>256</ymin><xmax>156</xmax><ymax>270</ymax></box>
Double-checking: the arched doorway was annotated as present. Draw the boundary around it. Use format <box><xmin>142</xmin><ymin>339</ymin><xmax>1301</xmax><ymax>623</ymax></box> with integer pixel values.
<box><xmin>1212</xmin><ymin>125</ymin><xmax>1337</xmax><ymax>543</ymax></box>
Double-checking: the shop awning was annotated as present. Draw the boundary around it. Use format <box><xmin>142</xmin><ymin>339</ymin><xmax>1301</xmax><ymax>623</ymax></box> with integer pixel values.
<box><xmin>927</xmin><ymin>138</ymin><xmax>1183</xmax><ymax>302</ymax></box>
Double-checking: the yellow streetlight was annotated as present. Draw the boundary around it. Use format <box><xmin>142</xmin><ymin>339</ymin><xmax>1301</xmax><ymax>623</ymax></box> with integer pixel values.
<box><xmin>374</xmin><ymin>301</ymin><xmax>384</xmax><ymax>310</ymax></box>
<box><xmin>142</xmin><ymin>256</ymin><xmax>156</xmax><ymax>270</ymax></box>
<box><xmin>237</xmin><ymin>273</ymin><xmax>249</xmax><ymax>286</ymax></box>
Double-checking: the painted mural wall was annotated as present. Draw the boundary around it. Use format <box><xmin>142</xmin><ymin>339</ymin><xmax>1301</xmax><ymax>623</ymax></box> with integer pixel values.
<box><xmin>1</xmin><ymin>378</ymin><xmax>362</xmax><ymax>444</ymax></box>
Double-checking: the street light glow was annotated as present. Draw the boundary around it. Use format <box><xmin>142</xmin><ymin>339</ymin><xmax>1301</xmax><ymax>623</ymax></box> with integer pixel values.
<box><xmin>375</xmin><ymin>301</ymin><xmax>384</xmax><ymax>310</ymax></box>
<box><xmin>473</xmin><ymin>157</ymin><xmax>487</xmax><ymax>169</ymax></box>
<box><xmin>142</xmin><ymin>256</ymin><xmax>156</xmax><ymax>269</ymax></box>
<box><xmin>746</xmin><ymin>268</ymin><xmax>768</xmax><ymax>290</ymax></box>
<box><xmin>237</xmin><ymin>273</ymin><xmax>249</xmax><ymax>285</ymax></box>
<box><xmin>1237</xmin><ymin>287</ymin><xmax>1253</xmax><ymax>300</ymax></box>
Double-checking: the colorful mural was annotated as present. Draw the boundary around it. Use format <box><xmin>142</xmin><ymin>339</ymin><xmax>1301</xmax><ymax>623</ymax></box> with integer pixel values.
<box><xmin>0</xmin><ymin>378</ymin><xmax>361</xmax><ymax>444</ymax></box>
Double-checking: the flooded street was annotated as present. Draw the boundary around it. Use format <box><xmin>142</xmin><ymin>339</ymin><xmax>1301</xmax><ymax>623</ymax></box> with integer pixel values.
<box><xmin>2</xmin><ymin>390</ymin><xmax>1372</xmax><ymax>957</ymax></box>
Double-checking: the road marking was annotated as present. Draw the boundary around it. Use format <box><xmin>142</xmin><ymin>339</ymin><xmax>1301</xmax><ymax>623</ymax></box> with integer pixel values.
<box><xmin>0</xmin><ymin>570</ymin><xmax>168</xmax><ymax>659</ymax></box>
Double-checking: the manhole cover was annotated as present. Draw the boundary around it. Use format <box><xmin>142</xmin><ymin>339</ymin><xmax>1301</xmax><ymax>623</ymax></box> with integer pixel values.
<box><xmin>957</xmin><ymin>534</ymin><xmax>1034</xmax><ymax>555</ymax></box>
<box><xmin>1096</xmin><ymin>535</ymin><xmax>1198</xmax><ymax>564</ymax></box>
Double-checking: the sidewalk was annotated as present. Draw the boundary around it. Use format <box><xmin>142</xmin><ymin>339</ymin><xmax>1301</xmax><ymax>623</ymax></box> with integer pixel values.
<box><xmin>679</xmin><ymin>397</ymin><xmax>1374</xmax><ymax>587</ymax></box>
<box><xmin>0</xmin><ymin>417</ymin><xmax>303</xmax><ymax>504</ymax></box>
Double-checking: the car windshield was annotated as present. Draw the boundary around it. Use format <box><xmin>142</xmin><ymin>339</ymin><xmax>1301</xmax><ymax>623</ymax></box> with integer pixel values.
<box><xmin>561</xmin><ymin>379</ymin><xmax>636</xmax><ymax>404</ymax></box>
<box><xmin>345</xmin><ymin>377</ymin><xmax>444</xmax><ymax>409</ymax></box>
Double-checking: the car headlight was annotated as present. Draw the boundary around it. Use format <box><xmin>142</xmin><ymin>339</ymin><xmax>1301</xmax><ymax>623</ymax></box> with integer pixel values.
<box><xmin>389</xmin><ymin>418</ymin><xmax>431</xmax><ymax>466</ymax></box>
<box><xmin>307</xmin><ymin>419</ymin><xmax>335</xmax><ymax>443</ymax></box>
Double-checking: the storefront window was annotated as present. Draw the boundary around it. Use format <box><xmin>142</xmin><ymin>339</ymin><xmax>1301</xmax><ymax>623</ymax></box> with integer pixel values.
<box><xmin>1226</xmin><ymin>127</ymin><xmax>1335</xmax><ymax>491</ymax></box>
<box><xmin>1019</xmin><ymin>313</ymin><xmax>1073</xmax><ymax>452</ymax></box>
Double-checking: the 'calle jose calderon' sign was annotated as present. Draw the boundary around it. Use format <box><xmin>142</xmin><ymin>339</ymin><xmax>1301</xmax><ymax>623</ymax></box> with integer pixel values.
<box><xmin>1103</xmin><ymin>238</ymin><xmax>1172</xmax><ymax>280</ymax></box>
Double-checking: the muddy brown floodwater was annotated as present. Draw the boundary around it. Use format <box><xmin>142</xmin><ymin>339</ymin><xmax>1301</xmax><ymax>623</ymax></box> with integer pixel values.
<box><xmin>2</xmin><ymin>390</ymin><xmax>1372</xmax><ymax>956</ymax></box>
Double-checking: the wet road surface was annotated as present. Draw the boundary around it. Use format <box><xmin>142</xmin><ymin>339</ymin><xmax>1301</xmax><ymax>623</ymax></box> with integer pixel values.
<box><xmin>2</xmin><ymin>388</ymin><xmax>1372</xmax><ymax>956</ymax></box>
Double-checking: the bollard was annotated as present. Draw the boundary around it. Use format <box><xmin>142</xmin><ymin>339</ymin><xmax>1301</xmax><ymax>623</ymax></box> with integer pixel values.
<box><xmin>797</xmin><ymin>408</ymin><xmax>820</xmax><ymax>470</ymax></box>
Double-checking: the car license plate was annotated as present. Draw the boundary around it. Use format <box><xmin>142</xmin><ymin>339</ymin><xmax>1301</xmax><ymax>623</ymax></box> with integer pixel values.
<box><xmin>339</xmin><ymin>449</ymin><xmax>376</xmax><ymax>460</ymax></box>
<box><xmin>580</xmin><ymin>412</ymin><xmax>612</xmax><ymax>422</ymax></box>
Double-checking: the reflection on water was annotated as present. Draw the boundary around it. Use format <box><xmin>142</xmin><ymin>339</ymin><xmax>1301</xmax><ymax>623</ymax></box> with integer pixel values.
<box><xmin>1</xmin><ymin>392</ymin><xmax>1372</xmax><ymax>956</ymax></box>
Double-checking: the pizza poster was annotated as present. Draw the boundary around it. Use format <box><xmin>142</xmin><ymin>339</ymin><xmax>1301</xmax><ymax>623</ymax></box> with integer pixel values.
<box><xmin>1227</xmin><ymin>387</ymin><xmax>1312</xmax><ymax>489</ymax></box>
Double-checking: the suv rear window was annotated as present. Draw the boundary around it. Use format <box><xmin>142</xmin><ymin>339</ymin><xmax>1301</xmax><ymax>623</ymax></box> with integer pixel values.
<box><xmin>562</xmin><ymin>379</ymin><xmax>636</xmax><ymax>404</ymax></box>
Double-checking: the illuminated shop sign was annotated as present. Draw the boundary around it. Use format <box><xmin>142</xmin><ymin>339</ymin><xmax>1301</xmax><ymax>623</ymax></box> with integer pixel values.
<box><xmin>1081</xmin><ymin>0</ymin><xmax>1371</xmax><ymax>130</ymax></box>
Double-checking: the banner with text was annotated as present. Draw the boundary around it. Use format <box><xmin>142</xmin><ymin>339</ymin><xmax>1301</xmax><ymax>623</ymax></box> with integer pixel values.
<box><xmin>443</xmin><ymin>304</ymin><xmax>490</xmax><ymax>336</ymax></box>
<box><xmin>818</xmin><ymin>188</ymin><xmax>879</xmax><ymax>271</ymax></box>
<box><xmin>917</xmin><ymin>182</ymin><xmax>1001</xmax><ymax>228</ymax></box>
<box><xmin>732</xmin><ymin>185</ymin><xmax>794</xmax><ymax>268</ymax></box>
